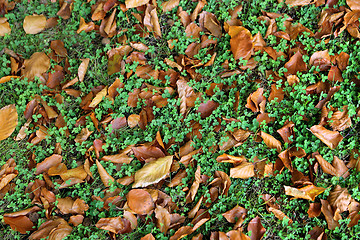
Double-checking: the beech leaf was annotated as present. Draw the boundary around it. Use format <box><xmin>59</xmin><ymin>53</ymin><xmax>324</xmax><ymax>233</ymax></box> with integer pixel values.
<box><xmin>133</xmin><ymin>156</ymin><xmax>173</xmax><ymax>188</ymax></box>
<box><xmin>0</xmin><ymin>104</ymin><xmax>18</xmax><ymax>141</ymax></box>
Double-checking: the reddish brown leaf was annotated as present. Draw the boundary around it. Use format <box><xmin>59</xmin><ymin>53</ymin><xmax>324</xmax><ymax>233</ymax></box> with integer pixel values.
<box><xmin>35</xmin><ymin>154</ymin><xmax>62</xmax><ymax>175</ymax></box>
<box><xmin>229</xmin><ymin>26</ymin><xmax>254</xmax><ymax>60</ymax></box>
<box><xmin>96</xmin><ymin>160</ymin><xmax>115</xmax><ymax>187</ymax></box>
<box><xmin>246</xmin><ymin>88</ymin><xmax>266</xmax><ymax>113</ymax></box>
<box><xmin>308</xmin><ymin>203</ymin><xmax>321</xmax><ymax>218</ymax></box>
<box><xmin>284</xmin><ymin>51</ymin><xmax>307</xmax><ymax>76</ymax></box>
<box><xmin>4</xmin><ymin>216</ymin><xmax>34</xmax><ymax>234</ymax></box>
<box><xmin>321</xmin><ymin>199</ymin><xmax>340</xmax><ymax>230</ymax></box>
<box><xmin>127</xmin><ymin>189</ymin><xmax>154</xmax><ymax>215</ymax></box>
<box><xmin>247</xmin><ymin>216</ymin><xmax>266</xmax><ymax>240</ymax></box>
<box><xmin>155</xmin><ymin>205</ymin><xmax>171</xmax><ymax>234</ymax></box>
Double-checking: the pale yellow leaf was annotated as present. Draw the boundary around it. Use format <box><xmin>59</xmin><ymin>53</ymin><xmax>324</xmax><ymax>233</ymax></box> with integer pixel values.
<box><xmin>23</xmin><ymin>15</ymin><xmax>46</xmax><ymax>34</ymax></box>
<box><xmin>133</xmin><ymin>156</ymin><xmax>173</xmax><ymax>188</ymax></box>
<box><xmin>0</xmin><ymin>104</ymin><xmax>18</xmax><ymax>141</ymax></box>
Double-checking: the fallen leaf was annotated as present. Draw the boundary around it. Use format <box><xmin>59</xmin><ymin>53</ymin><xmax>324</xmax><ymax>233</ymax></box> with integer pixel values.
<box><xmin>4</xmin><ymin>216</ymin><xmax>35</xmax><ymax>234</ymax></box>
<box><xmin>155</xmin><ymin>205</ymin><xmax>171</xmax><ymax>234</ymax></box>
<box><xmin>230</xmin><ymin>162</ymin><xmax>255</xmax><ymax>179</ymax></box>
<box><xmin>23</xmin><ymin>15</ymin><xmax>46</xmax><ymax>34</ymax></box>
<box><xmin>78</xmin><ymin>58</ymin><xmax>90</xmax><ymax>82</ymax></box>
<box><xmin>161</xmin><ymin>0</ymin><xmax>180</xmax><ymax>12</ymax></box>
<box><xmin>127</xmin><ymin>189</ymin><xmax>154</xmax><ymax>215</ymax></box>
<box><xmin>284</xmin><ymin>50</ymin><xmax>307</xmax><ymax>76</ymax></box>
<box><xmin>321</xmin><ymin>199</ymin><xmax>340</xmax><ymax>230</ymax></box>
<box><xmin>133</xmin><ymin>156</ymin><xmax>173</xmax><ymax>188</ymax></box>
<box><xmin>0</xmin><ymin>17</ymin><xmax>11</xmax><ymax>36</ymax></box>
<box><xmin>125</xmin><ymin>0</ymin><xmax>149</xmax><ymax>9</ymax></box>
<box><xmin>247</xmin><ymin>216</ymin><xmax>266</xmax><ymax>240</ymax></box>
<box><xmin>96</xmin><ymin>159</ymin><xmax>115</xmax><ymax>187</ymax></box>
<box><xmin>0</xmin><ymin>104</ymin><xmax>18</xmax><ymax>141</ymax></box>
<box><xmin>284</xmin><ymin>185</ymin><xmax>326</xmax><ymax>201</ymax></box>
<box><xmin>35</xmin><ymin>154</ymin><xmax>63</xmax><ymax>175</ymax></box>
<box><xmin>229</xmin><ymin>26</ymin><xmax>253</xmax><ymax>60</ymax></box>
<box><xmin>310</xmin><ymin>125</ymin><xmax>343</xmax><ymax>149</ymax></box>
<box><xmin>268</xmin><ymin>207</ymin><xmax>293</xmax><ymax>224</ymax></box>
<box><xmin>89</xmin><ymin>87</ymin><xmax>108</xmax><ymax>108</ymax></box>
<box><xmin>29</xmin><ymin>218</ymin><xmax>72</xmax><ymax>240</ymax></box>
<box><xmin>260</xmin><ymin>131</ymin><xmax>282</xmax><ymax>152</ymax></box>
<box><xmin>23</xmin><ymin>52</ymin><xmax>50</xmax><ymax>81</ymax></box>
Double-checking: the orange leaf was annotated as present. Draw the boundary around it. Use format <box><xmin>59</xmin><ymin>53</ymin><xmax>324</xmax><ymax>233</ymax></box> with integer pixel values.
<box><xmin>230</xmin><ymin>162</ymin><xmax>255</xmax><ymax>179</ymax></box>
<box><xmin>260</xmin><ymin>131</ymin><xmax>282</xmax><ymax>153</ymax></box>
<box><xmin>4</xmin><ymin>216</ymin><xmax>34</xmax><ymax>234</ymax></box>
<box><xmin>310</xmin><ymin>125</ymin><xmax>343</xmax><ymax>149</ymax></box>
<box><xmin>285</xmin><ymin>185</ymin><xmax>325</xmax><ymax>201</ymax></box>
<box><xmin>313</xmin><ymin>153</ymin><xmax>337</xmax><ymax>176</ymax></box>
<box><xmin>284</xmin><ymin>51</ymin><xmax>307</xmax><ymax>76</ymax></box>
<box><xmin>268</xmin><ymin>207</ymin><xmax>293</xmax><ymax>224</ymax></box>
<box><xmin>229</xmin><ymin>26</ymin><xmax>253</xmax><ymax>60</ymax></box>
<box><xmin>35</xmin><ymin>154</ymin><xmax>63</xmax><ymax>175</ymax></box>
<box><xmin>96</xmin><ymin>160</ymin><xmax>115</xmax><ymax>187</ymax></box>
<box><xmin>0</xmin><ymin>104</ymin><xmax>18</xmax><ymax>141</ymax></box>
<box><xmin>0</xmin><ymin>76</ymin><xmax>19</xmax><ymax>84</ymax></box>
<box><xmin>127</xmin><ymin>189</ymin><xmax>154</xmax><ymax>215</ymax></box>
<box><xmin>78</xmin><ymin>58</ymin><xmax>90</xmax><ymax>82</ymax></box>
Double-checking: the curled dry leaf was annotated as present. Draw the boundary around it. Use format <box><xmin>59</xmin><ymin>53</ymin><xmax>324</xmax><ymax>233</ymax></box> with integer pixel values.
<box><xmin>57</xmin><ymin>197</ymin><xmax>89</xmax><ymax>215</ymax></box>
<box><xmin>246</xmin><ymin>88</ymin><xmax>266</xmax><ymax>113</ymax></box>
<box><xmin>89</xmin><ymin>87</ymin><xmax>108</xmax><ymax>108</ymax></box>
<box><xmin>229</xmin><ymin>26</ymin><xmax>254</xmax><ymax>60</ymax></box>
<box><xmin>230</xmin><ymin>162</ymin><xmax>255</xmax><ymax>179</ymax></box>
<box><xmin>321</xmin><ymin>199</ymin><xmax>340</xmax><ymax>230</ymax></box>
<box><xmin>35</xmin><ymin>154</ymin><xmax>62</xmax><ymax>175</ymax></box>
<box><xmin>155</xmin><ymin>205</ymin><xmax>171</xmax><ymax>234</ymax></box>
<box><xmin>260</xmin><ymin>131</ymin><xmax>282</xmax><ymax>152</ymax></box>
<box><xmin>268</xmin><ymin>207</ymin><xmax>293</xmax><ymax>224</ymax></box>
<box><xmin>162</xmin><ymin>0</ymin><xmax>180</xmax><ymax>12</ymax></box>
<box><xmin>277</xmin><ymin>122</ymin><xmax>295</xmax><ymax>144</ymax></box>
<box><xmin>0</xmin><ymin>104</ymin><xmax>18</xmax><ymax>141</ymax></box>
<box><xmin>95</xmin><ymin>216</ymin><xmax>129</xmax><ymax>234</ymax></box>
<box><xmin>23</xmin><ymin>52</ymin><xmax>50</xmax><ymax>81</ymax></box>
<box><xmin>133</xmin><ymin>156</ymin><xmax>173</xmax><ymax>188</ymax></box>
<box><xmin>23</xmin><ymin>15</ymin><xmax>46</xmax><ymax>34</ymax></box>
<box><xmin>313</xmin><ymin>153</ymin><xmax>337</xmax><ymax>176</ymax></box>
<box><xmin>127</xmin><ymin>189</ymin><xmax>154</xmax><ymax>215</ymax></box>
<box><xmin>307</xmin><ymin>203</ymin><xmax>321</xmax><ymax>218</ymax></box>
<box><xmin>4</xmin><ymin>215</ymin><xmax>35</xmax><ymax>234</ymax></box>
<box><xmin>141</xmin><ymin>233</ymin><xmax>156</xmax><ymax>240</ymax></box>
<box><xmin>284</xmin><ymin>51</ymin><xmax>307</xmax><ymax>76</ymax></box>
<box><xmin>247</xmin><ymin>216</ymin><xmax>266</xmax><ymax>240</ymax></box>
<box><xmin>284</xmin><ymin>185</ymin><xmax>326</xmax><ymax>201</ymax></box>
<box><xmin>96</xmin><ymin>160</ymin><xmax>115</xmax><ymax>187</ymax></box>
<box><xmin>222</xmin><ymin>205</ymin><xmax>247</xmax><ymax>227</ymax></box>
<box><xmin>28</xmin><ymin>218</ymin><xmax>72</xmax><ymax>240</ymax></box>
<box><xmin>310</xmin><ymin>125</ymin><xmax>343</xmax><ymax>149</ymax></box>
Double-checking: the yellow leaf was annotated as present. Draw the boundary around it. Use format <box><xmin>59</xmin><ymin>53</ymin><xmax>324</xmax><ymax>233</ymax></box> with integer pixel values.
<box><xmin>0</xmin><ymin>104</ymin><xmax>18</xmax><ymax>141</ymax></box>
<box><xmin>133</xmin><ymin>156</ymin><xmax>173</xmax><ymax>188</ymax></box>
<box><xmin>89</xmin><ymin>87</ymin><xmax>108</xmax><ymax>108</ymax></box>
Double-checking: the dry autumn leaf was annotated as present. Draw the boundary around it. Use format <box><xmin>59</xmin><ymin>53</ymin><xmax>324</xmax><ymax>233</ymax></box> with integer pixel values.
<box><xmin>127</xmin><ymin>189</ymin><xmax>154</xmax><ymax>215</ymax></box>
<box><xmin>133</xmin><ymin>156</ymin><xmax>173</xmax><ymax>188</ymax></box>
<box><xmin>23</xmin><ymin>15</ymin><xmax>46</xmax><ymax>34</ymax></box>
<box><xmin>310</xmin><ymin>125</ymin><xmax>343</xmax><ymax>149</ymax></box>
<box><xmin>0</xmin><ymin>104</ymin><xmax>18</xmax><ymax>141</ymax></box>
<box><xmin>285</xmin><ymin>185</ymin><xmax>326</xmax><ymax>201</ymax></box>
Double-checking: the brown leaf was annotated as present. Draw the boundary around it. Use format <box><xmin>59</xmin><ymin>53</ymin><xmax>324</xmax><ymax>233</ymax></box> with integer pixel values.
<box><xmin>246</xmin><ymin>88</ymin><xmax>266</xmax><ymax>113</ymax></box>
<box><xmin>277</xmin><ymin>122</ymin><xmax>295</xmax><ymax>144</ymax></box>
<box><xmin>23</xmin><ymin>15</ymin><xmax>46</xmax><ymax>34</ymax></box>
<box><xmin>284</xmin><ymin>185</ymin><xmax>325</xmax><ymax>201</ymax></box>
<box><xmin>229</xmin><ymin>26</ymin><xmax>253</xmax><ymax>60</ymax></box>
<box><xmin>23</xmin><ymin>52</ymin><xmax>50</xmax><ymax>81</ymax></box>
<box><xmin>96</xmin><ymin>160</ymin><xmax>115</xmax><ymax>187</ymax></box>
<box><xmin>321</xmin><ymin>199</ymin><xmax>340</xmax><ymax>230</ymax></box>
<box><xmin>347</xmin><ymin>0</ymin><xmax>360</xmax><ymax>10</ymax></box>
<box><xmin>268</xmin><ymin>207</ymin><xmax>293</xmax><ymax>224</ymax></box>
<box><xmin>309</xmin><ymin>50</ymin><xmax>331</xmax><ymax>71</ymax></box>
<box><xmin>89</xmin><ymin>87</ymin><xmax>108</xmax><ymax>108</ymax></box>
<box><xmin>69</xmin><ymin>215</ymin><xmax>84</xmax><ymax>226</ymax></box>
<box><xmin>268</xmin><ymin>84</ymin><xmax>284</xmax><ymax>102</ymax></box>
<box><xmin>169</xmin><ymin>226</ymin><xmax>193</xmax><ymax>240</ymax></box>
<box><xmin>310</xmin><ymin>125</ymin><xmax>343</xmax><ymax>149</ymax></box>
<box><xmin>328</xmin><ymin>185</ymin><xmax>352</xmax><ymax>213</ymax></box>
<box><xmin>260</xmin><ymin>131</ymin><xmax>282</xmax><ymax>152</ymax></box>
<box><xmin>35</xmin><ymin>154</ymin><xmax>62</xmax><ymax>175</ymax></box>
<box><xmin>127</xmin><ymin>189</ymin><xmax>154</xmax><ymax>215</ymax></box>
<box><xmin>307</xmin><ymin>203</ymin><xmax>321</xmax><ymax>218</ymax></box>
<box><xmin>313</xmin><ymin>152</ymin><xmax>337</xmax><ymax>176</ymax></box>
<box><xmin>96</xmin><ymin>216</ymin><xmax>126</xmax><ymax>234</ymax></box>
<box><xmin>74</xmin><ymin>128</ymin><xmax>93</xmax><ymax>144</ymax></box>
<box><xmin>0</xmin><ymin>104</ymin><xmax>18</xmax><ymax>141</ymax></box>
<box><xmin>222</xmin><ymin>205</ymin><xmax>247</xmax><ymax>225</ymax></box>
<box><xmin>162</xmin><ymin>0</ymin><xmax>180</xmax><ymax>12</ymax></box>
<box><xmin>57</xmin><ymin>197</ymin><xmax>89</xmax><ymax>215</ymax></box>
<box><xmin>230</xmin><ymin>162</ymin><xmax>255</xmax><ymax>179</ymax></box>
<box><xmin>78</xmin><ymin>58</ymin><xmax>90</xmax><ymax>82</ymax></box>
<box><xmin>284</xmin><ymin>50</ymin><xmax>307</xmax><ymax>76</ymax></box>
<box><xmin>0</xmin><ymin>17</ymin><xmax>11</xmax><ymax>36</ymax></box>
<box><xmin>77</xmin><ymin>17</ymin><xmax>95</xmax><ymax>34</ymax></box>
<box><xmin>141</xmin><ymin>233</ymin><xmax>156</xmax><ymax>240</ymax></box>
<box><xmin>285</xmin><ymin>0</ymin><xmax>311</xmax><ymax>7</ymax></box>
<box><xmin>29</xmin><ymin>218</ymin><xmax>72</xmax><ymax>240</ymax></box>
<box><xmin>247</xmin><ymin>216</ymin><xmax>266</xmax><ymax>240</ymax></box>
<box><xmin>155</xmin><ymin>205</ymin><xmax>171</xmax><ymax>234</ymax></box>
<box><xmin>4</xmin><ymin>216</ymin><xmax>35</xmax><ymax>234</ymax></box>
<box><xmin>128</xmin><ymin>114</ymin><xmax>140</xmax><ymax>128</ymax></box>
<box><xmin>125</xmin><ymin>0</ymin><xmax>149</xmax><ymax>8</ymax></box>
<box><xmin>133</xmin><ymin>156</ymin><xmax>173</xmax><ymax>188</ymax></box>
<box><xmin>0</xmin><ymin>75</ymin><xmax>19</xmax><ymax>84</ymax></box>
<box><xmin>332</xmin><ymin>156</ymin><xmax>349</xmax><ymax>178</ymax></box>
